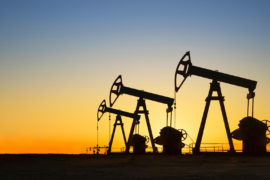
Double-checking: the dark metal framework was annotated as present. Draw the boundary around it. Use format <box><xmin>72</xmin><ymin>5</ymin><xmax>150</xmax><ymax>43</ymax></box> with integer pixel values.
<box><xmin>97</xmin><ymin>99</ymin><xmax>140</xmax><ymax>154</ymax></box>
<box><xmin>175</xmin><ymin>51</ymin><xmax>257</xmax><ymax>154</ymax></box>
<box><xmin>110</xmin><ymin>75</ymin><xmax>174</xmax><ymax>153</ymax></box>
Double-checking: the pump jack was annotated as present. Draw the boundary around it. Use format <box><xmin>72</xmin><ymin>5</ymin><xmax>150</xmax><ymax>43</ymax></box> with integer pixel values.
<box><xmin>175</xmin><ymin>51</ymin><xmax>257</xmax><ymax>154</ymax></box>
<box><xmin>110</xmin><ymin>75</ymin><xmax>174</xmax><ymax>153</ymax></box>
<box><xmin>97</xmin><ymin>99</ymin><xmax>140</xmax><ymax>154</ymax></box>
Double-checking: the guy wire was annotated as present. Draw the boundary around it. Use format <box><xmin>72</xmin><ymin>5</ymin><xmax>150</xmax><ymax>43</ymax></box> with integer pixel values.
<box><xmin>109</xmin><ymin>113</ymin><xmax>111</xmax><ymax>142</ymax></box>
<box><xmin>174</xmin><ymin>91</ymin><xmax>177</xmax><ymax>128</ymax></box>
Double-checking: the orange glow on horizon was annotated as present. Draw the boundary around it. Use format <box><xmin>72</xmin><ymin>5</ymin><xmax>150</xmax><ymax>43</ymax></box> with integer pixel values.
<box><xmin>1</xmin><ymin>68</ymin><xmax>270</xmax><ymax>154</ymax></box>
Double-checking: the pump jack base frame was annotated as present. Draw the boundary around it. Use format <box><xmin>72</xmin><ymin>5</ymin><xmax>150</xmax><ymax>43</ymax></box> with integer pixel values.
<box><xmin>107</xmin><ymin>115</ymin><xmax>127</xmax><ymax>154</ymax></box>
<box><xmin>193</xmin><ymin>80</ymin><xmax>235</xmax><ymax>155</ymax></box>
<box><xmin>126</xmin><ymin>97</ymin><xmax>158</xmax><ymax>154</ymax></box>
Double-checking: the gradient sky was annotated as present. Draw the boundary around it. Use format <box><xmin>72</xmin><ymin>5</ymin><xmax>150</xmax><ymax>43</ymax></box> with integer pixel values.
<box><xmin>1</xmin><ymin>0</ymin><xmax>270</xmax><ymax>153</ymax></box>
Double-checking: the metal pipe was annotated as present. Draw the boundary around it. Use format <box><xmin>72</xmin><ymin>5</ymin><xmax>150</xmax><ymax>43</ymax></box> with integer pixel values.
<box><xmin>121</xmin><ymin>86</ymin><xmax>174</xmax><ymax>107</ymax></box>
<box><xmin>189</xmin><ymin>65</ymin><xmax>257</xmax><ymax>92</ymax></box>
<box><xmin>105</xmin><ymin>107</ymin><xmax>140</xmax><ymax>120</ymax></box>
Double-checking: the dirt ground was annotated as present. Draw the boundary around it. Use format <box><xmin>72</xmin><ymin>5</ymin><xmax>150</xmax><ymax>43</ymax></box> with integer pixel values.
<box><xmin>1</xmin><ymin>153</ymin><xmax>270</xmax><ymax>179</ymax></box>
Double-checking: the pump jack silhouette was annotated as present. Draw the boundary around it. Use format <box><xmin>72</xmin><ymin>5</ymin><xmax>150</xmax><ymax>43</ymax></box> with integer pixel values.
<box><xmin>110</xmin><ymin>75</ymin><xmax>174</xmax><ymax>153</ymax></box>
<box><xmin>97</xmin><ymin>99</ymin><xmax>140</xmax><ymax>154</ymax></box>
<box><xmin>175</xmin><ymin>51</ymin><xmax>257</xmax><ymax>154</ymax></box>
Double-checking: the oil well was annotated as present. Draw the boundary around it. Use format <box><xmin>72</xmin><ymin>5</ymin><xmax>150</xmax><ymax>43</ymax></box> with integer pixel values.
<box><xmin>174</xmin><ymin>51</ymin><xmax>270</xmax><ymax>154</ymax></box>
<box><xmin>109</xmin><ymin>75</ymin><xmax>187</xmax><ymax>154</ymax></box>
<box><xmin>231</xmin><ymin>117</ymin><xmax>270</xmax><ymax>154</ymax></box>
<box><xmin>95</xmin><ymin>51</ymin><xmax>269</xmax><ymax>155</ymax></box>
<box><xmin>97</xmin><ymin>99</ymin><xmax>140</xmax><ymax>154</ymax></box>
<box><xmin>154</xmin><ymin>127</ymin><xmax>187</xmax><ymax>154</ymax></box>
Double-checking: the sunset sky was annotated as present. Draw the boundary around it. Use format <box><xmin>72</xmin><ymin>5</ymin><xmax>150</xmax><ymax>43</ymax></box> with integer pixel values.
<box><xmin>1</xmin><ymin>0</ymin><xmax>270</xmax><ymax>153</ymax></box>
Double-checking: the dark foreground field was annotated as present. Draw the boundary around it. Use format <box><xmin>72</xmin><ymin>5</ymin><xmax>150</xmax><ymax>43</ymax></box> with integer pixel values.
<box><xmin>1</xmin><ymin>154</ymin><xmax>270</xmax><ymax>179</ymax></box>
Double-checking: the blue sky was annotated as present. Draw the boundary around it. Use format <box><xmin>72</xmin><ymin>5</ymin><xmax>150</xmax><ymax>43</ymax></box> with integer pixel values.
<box><xmin>1</xmin><ymin>0</ymin><xmax>270</xmax><ymax>89</ymax></box>
<box><xmin>1</xmin><ymin>0</ymin><xmax>270</xmax><ymax>54</ymax></box>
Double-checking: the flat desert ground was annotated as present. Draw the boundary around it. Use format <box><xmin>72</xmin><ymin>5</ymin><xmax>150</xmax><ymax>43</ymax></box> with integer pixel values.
<box><xmin>1</xmin><ymin>154</ymin><xmax>270</xmax><ymax>179</ymax></box>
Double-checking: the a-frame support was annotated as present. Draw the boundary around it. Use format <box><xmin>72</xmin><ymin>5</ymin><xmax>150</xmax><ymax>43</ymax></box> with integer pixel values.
<box><xmin>107</xmin><ymin>114</ymin><xmax>127</xmax><ymax>154</ymax></box>
<box><xmin>193</xmin><ymin>80</ymin><xmax>235</xmax><ymax>154</ymax></box>
<box><xmin>126</xmin><ymin>97</ymin><xmax>157</xmax><ymax>153</ymax></box>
